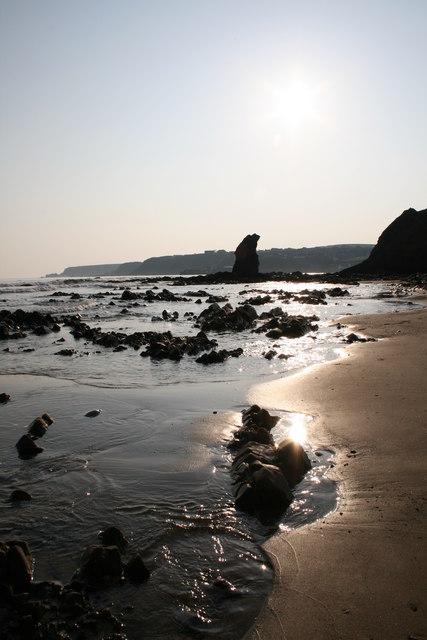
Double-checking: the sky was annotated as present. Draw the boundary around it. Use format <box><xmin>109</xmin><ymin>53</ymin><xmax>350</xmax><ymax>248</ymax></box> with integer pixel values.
<box><xmin>1</xmin><ymin>0</ymin><xmax>426</xmax><ymax>278</ymax></box>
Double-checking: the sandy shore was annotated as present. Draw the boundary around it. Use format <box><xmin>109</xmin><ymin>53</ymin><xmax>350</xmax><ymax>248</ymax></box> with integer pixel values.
<box><xmin>245</xmin><ymin>307</ymin><xmax>427</xmax><ymax>640</ymax></box>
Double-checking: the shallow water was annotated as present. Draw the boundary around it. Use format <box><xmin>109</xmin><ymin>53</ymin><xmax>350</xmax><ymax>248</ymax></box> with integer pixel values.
<box><xmin>0</xmin><ymin>276</ymin><xmax>418</xmax><ymax>638</ymax></box>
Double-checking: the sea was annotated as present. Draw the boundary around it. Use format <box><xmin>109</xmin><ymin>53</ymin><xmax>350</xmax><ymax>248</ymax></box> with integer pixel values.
<box><xmin>0</xmin><ymin>275</ymin><xmax>418</xmax><ymax>639</ymax></box>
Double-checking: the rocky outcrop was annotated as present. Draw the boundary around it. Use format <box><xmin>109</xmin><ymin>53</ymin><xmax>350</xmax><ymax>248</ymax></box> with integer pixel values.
<box><xmin>232</xmin><ymin>234</ymin><xmax>260</xmax><ymax>276</ymax></box>
<box><xmin>341</xmin><ymin>208</ymin><xmax>427</xmax><ymax>275</ymax></box>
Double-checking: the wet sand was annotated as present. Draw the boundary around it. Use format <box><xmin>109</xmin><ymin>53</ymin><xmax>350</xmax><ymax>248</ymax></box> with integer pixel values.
<box><xmin>245</xmin><ymin>306</ymin><xmax>427</xmax><ymax>640</ymax></box>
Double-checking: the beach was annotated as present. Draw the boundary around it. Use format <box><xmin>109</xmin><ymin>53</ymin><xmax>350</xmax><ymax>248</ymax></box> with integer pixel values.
<box><xmin>245</xmin><ymin>306</ymin><xmax>427</xmax><ymax>639</ymax></box>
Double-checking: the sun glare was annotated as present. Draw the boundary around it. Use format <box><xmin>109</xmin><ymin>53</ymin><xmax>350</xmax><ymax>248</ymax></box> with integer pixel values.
<box><xmin>288</xmin><ymin>413</ymin><xmax>307</xmax><ymax>445</ymax></box>
<box><xmin>268</xmin><ymin>74</ymin><xmax>319</xmax><ymax>132</ymax></box>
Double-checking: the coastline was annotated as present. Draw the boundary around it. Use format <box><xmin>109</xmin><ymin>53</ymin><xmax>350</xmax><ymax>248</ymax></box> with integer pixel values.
<box><xmin>245</xmin><ymin>306</ymin><xmax>427</xmax><ymax>640</ymax></box>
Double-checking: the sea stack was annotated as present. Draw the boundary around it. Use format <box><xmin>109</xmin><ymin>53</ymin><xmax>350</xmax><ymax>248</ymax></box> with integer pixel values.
<box><xmin>232</xmin><ymin>233</ymin><xmax>260</xmax><ymax>276</ymax></box>
<box><xmin>340</xmin><ymin>207</ymin><xmax>427</xmax><ymax>275</ymax></box>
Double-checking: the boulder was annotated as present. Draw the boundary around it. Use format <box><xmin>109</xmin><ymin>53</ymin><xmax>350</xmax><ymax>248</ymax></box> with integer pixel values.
<box><xmin>28</xmin><ymin>417</ymin><xmax>48</xmax><ymax>438</ymax></box>
<box><xmin>0</xmin><ymin>392</ymin><xmax>11</xmax><ymax>403</ymax></box>
<box><xmin>232</xmin><ymin>233</ymin><xmax>260</xmax><ymax>276</ymax></box>
<box><xmin>79</xmin><ymin>545</ymin><xmax>123</xmax><ymax>588</ymax></box>
<box><xmin>0</xmin><ymin>540</ymin><xmax>33</xmax><ymax>593</ymax></box>
<box><xmin>8</xmin><ymin>489</ymin><xmax>32</xmax><ymax>502</ymax></box>
<box><xmin>16</xmin><ymin>435</ymin><xmax>44</xmax><ymax>459</ymax></box>
<box><xmin>276</xmin><ymin>438</ymin><xmax>312</xmax><ymax>486</ymax></box>
<box><xmin>125</xmin><ymin>553</ymin><xmax>150</xmax><ymax>583</ymax></box>
<box><xmin>98</xmin><ymin>526</ymin><xmax>128</xmax><ymax>550</ymax></box>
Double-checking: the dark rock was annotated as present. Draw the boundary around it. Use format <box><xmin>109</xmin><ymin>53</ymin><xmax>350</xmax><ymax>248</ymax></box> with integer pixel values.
<box><xmin>121</xmin><ymin>289</ymin><xmax>139</xmax><ymax>300</ymax></box>
<box><xmin>195</xmin><ymin>347</ymin><xmax>243</xmax><ymax>365</ymax></box>
<box><xmin>232</xmin><ymin>233</ymin><xmax>260</xmax><ymax>276</ymax></box>
<box><xmin>345</xmin><ymin>333</ymin><xmax>376</xmax><ymax>344</ymax></box>
<box><xmin>41</xmin><ymin>412</ymin><xmax>54</xmax><ymax>425</ymax></box>
<box><xmin>28</xmin><ymin>417</ymin><xmax>48</xmax><ymax>438</ymax></box>
<box><xmin>79</xmin><ymin>545</ymin><xmax>123</xmax><ymax>588</ymax></box>
<box><xmin>242</xmin><ymin>405</ymin><xmax>279</xmax><ymax>430</ymax></box>
<box><xmin>1</xmin><ymin>540</ymin><xmax>34</xmax><ymax>593</ymax></box>
<box><xmin>55</xmin><ymin>348</ymin><xmax>76</xmax><ymax>356</ymax></box>
<box><xmin>125</xmin><ymin>553</ymin><xmax>150</xmax><ymax>583</ymax></box>
<box><xmin>264</xmin><ymin>349</ymin><xmax>276</xmax><ymax>360</ymax></box>
<box><xmin>98</xmin><ymin>526</ymin><xmax>128</xmax><ymax>550</ymax></box>
<box><xmin>0</xmin><ymin>392</ymin><xmax>11</xmax><ymax>403</ymax></box>
<box><xmin>16</xmin><ymin>435</ymin><xmax>44</xmax><ymax>459</ymax></box>
<box><xmin>341</xmin><ymin>207</ymin><xmax>427</xmax><ymax>275</ymax></box>
<box><xmin>85</xmin><ymin>409</ymin><xmax>102</xmax><ymax>417</ymax></box>
<box><xmin>8</xmin><ymin>489</ymin><xmax>32</xmax><ymax>502</ymax></box>
<box><xmin>276</xmin><ymin>438</ymin><xmax>312</xmax><ymax>486</ymax></box>
<box><xmin>327</xmin><ymin>287</ymin><xmax>350</xmax><ymax>297</ymax></box>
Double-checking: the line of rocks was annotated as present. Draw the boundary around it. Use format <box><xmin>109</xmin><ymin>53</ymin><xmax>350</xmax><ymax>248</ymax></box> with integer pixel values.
<box><xmin>228</xmin><ymin>406</ymin><xmax>312</xmax><ymax>521</ymax></box>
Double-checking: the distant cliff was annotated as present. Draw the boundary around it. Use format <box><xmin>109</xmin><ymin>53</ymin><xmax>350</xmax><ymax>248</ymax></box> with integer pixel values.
<box><xmin>52</xmin><ymin>245</ymin><xmax>374</xmax><ymax>278</ymax></box>
<box><xmin>341</xmin><ymin>208</ymin><xmax>427</xmax><ymax>275</ymax></box>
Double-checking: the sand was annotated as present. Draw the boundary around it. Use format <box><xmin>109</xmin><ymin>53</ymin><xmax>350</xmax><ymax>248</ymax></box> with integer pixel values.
<box><xmin>245</xmin><ymin>306</ymin><xmax>427</xmax><ymax>640</ymax></box>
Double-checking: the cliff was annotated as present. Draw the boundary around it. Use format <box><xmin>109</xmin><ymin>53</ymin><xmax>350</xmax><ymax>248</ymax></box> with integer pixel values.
<box><xmin>341</xmin><ymin>208</ymin><xmax>427</xmax><ymax>275</ymax></box>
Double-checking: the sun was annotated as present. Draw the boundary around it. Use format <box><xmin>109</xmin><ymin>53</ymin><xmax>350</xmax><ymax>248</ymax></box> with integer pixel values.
<box><xmin>268</xmin><ymin>74</ymin><xmax>319</xmax><ymax>132</ymax></box>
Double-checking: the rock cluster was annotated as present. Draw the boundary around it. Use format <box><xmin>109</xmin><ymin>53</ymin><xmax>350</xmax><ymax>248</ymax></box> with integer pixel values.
<box><xmin>196</xmin><ymin>302</ymin><xmax>258</xmax><ymax>332</ymax></box>
<box><xmin>0</xmin><ymin>527</ymin><xmax>150</xmax><ymax>639</ymax></box>
<box><xmin>254</xmin><ymin>308</ymin><xmax>319</xmax><ymax>339</ymax></box>
<box><xmin>229</xmin><ymin>406</ymin><xmax>311</xmax><ymax>519</ymax></box>
<box><xmin>0</xmin><ymin>309</ymin><xmax>61</xmax><ymax>340</ymax></box>
<box><xmin>140</xmin><ymin>330</ymin><xmax>217</xmax><ymax>360</ymax></box>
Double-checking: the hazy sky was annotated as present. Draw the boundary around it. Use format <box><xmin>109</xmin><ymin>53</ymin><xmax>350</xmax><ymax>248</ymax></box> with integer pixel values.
<box><xmin>1</xmin><ymin>0</ymin><xmax>426</xmax><ymax>277</ymax></box>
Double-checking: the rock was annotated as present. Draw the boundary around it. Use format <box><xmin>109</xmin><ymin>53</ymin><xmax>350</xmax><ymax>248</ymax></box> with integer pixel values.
<box><xmin>55</xmin><ymin>348</ymin><xmax>76</xmax><ymax>356</ymax></box>
<box><xmin>98</xmin><ymin>526</ymin><xmax>128</xmax><ymax>550</ymax></box>
<box><xmin>195</xmin><ymin>347</ymin><xmax>243</xmax><ymax>365</ymax></box>
<box><xmin>8</xmin><ymin>489</ymin><xmax>32</xmax><ymax>502</ymax></box>
<box><xmin>121</xmin><ymin>289</ymin><xmax>139</xmax><ymax>300</ymax></box>
<box><xmin>250</xmin><ymin>461</ymin><xmax>294</xmax><ymax>510</ymax></box>
<box><xmin>341</xmin><ymin>207</ymin><xmax>427</xmax><ymax>275</ymax></box>
<box><xmin>0</xmin><ymin>540</ymin><xmax>34</xmax><ymax>593</ymax></box>
<box><xmin>85</xmin><ymin>409</ymin><xmax>102</xmax><ymax>417</ymax></box>
<box><xmin>79</xmin><ymin>545</ymin><xmax>123</xmax><ymax>588</ymax></box>
<box><xmin>0</xmin><ymin>392</ymin><xmax>11</xmax><ymax>403</ymax></box>
<box><xmin>276</xmin><ymin>438</ymin><xmax>312</xmax><ymax>486</ymax></box>
<box><xmin>16</xmin><ymin>435</ymin><xmax>44</xmax><ymax>459</ymax></box>
<box><xmin>232</xmin><ymin>233</ymin><xmax>260</xmax><ymax>276</ymax></box>
<box><xmin>41</xmin><ymin>412</ymin><xmax>54</xmax><ymax>425</ymax></box>
<box><xmin>327</xmin><ymin>287</ymin><xmax>350</xmax><ymax>297</ymax></box>
<box><xmin>28</xmin><ymin>417</ymin><xmax>48</xmax><ymax>438</ymax></box>
<box><xmin>125</xmin><ymin>553</ymin><xmax>150</xmax><ymax>583</ymax></box>
<box><xmin>242</xmin><ymin>405</ymin><xmax>279</xmax><ymax>430</ymax></box>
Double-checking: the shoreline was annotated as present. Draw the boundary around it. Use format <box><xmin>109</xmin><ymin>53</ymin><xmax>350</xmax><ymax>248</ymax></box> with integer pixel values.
<box><xmin>245</xmin><ymin>306</ymin><xmax>427</xmax><ymax>640</ymax></box>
